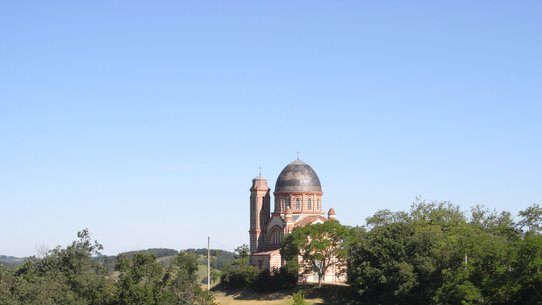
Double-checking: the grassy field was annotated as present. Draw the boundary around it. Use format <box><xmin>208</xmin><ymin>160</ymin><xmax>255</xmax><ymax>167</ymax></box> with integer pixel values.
<box><xmin>212</xmin><ymin>283</ymin><xmax>356</xmax><ymax>305</ymax></box>
<box><xmin>198</xmin><ymin>263</ymin><xmax>223</xmax><ymax>287</ymax></box>
<box><xmin>198</xmin><ymin>263</ymin><xmax>209</xmax><ymax>284</ymax></box>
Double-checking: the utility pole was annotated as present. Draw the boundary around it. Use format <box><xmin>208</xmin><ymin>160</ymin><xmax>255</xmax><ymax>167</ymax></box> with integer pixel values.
<box><xmin>207</xmin><ymin>236</ymin><xmax>210</xmax><ymax>291</ymax></box>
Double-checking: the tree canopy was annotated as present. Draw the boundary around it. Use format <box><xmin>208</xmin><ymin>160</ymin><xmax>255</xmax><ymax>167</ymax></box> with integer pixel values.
<box><xmin>347</xmin><ymin>200</ymin><xmax>542</xmax><ymax>305</ymax></box>
<box><xmin>281</xmin><ymin>219</ymin><xmax>350</xmax><ymax>287</ymax></box>
<box><xmin>0</xmin><ymin>229</ymin><xmax>216</xmax><ymax>305</ymax></box>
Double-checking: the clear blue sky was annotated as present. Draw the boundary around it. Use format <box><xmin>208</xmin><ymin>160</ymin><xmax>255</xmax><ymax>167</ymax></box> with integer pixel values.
<box><xmin>1</xmin><ymin>1</ymin><xmax>541</xmax><ymax>257</ymax></box>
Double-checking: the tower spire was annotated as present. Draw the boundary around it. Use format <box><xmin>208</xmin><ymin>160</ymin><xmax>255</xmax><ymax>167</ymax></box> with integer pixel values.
<box><xmin>259</xmin><ymin>166</ymin><xmax>262</xmax><ymax>176</ymax></box>
<box><xmin>297</xmin><ymin>150</ymin><xmax>300</xmax><ymax>160</ymax></box>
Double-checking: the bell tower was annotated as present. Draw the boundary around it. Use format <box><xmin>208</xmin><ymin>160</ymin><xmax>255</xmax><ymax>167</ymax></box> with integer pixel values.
<box><xmin>249</xmin><ymin>174</ymin><xmax>270</xmax><ymax>253</ymax></box>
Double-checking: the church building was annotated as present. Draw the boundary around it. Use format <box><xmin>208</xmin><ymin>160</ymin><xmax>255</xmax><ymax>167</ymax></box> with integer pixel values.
<box><xmin>249</xmin><ymin>158</ymin><xmax>338</xmax><ymax>281</ymax></box>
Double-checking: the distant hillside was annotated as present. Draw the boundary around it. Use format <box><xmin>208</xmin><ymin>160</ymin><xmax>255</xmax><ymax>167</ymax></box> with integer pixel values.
<box><xmin>119</xmin><ymin>248</ymin><xmax>178</xmax><ymax>258</ymax></box>
<box><xmin>96</xmin><ymin>248</ymin><xmax>235</xmax><ymax>272</ymax></box>
<box><xmin>185</xmin><ymin>248</ymin><xmax>235</xmax><ymax>269</ymax></box>
<box><xmin>0</xmin><ymin>255</ymin><xmax>26</xmax><ymax>267</ymax></box>
<box><xmin>2</xmin><ymin>248</ymin><xmax>235</xmax><ymax>272</ymax></box>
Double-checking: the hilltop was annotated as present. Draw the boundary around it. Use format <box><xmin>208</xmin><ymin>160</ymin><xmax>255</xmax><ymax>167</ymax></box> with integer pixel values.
<box><xmin>0</xmin><ymin>255</ymin><xmax>26</xmax><ymax>267</ymax></box>
<box><xmin>0</xmin><ymin>247</ymin><xmax>235</xmax><ymax>273</ymax></box>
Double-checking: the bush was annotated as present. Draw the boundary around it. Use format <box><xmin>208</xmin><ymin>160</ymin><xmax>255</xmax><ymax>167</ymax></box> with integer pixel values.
<box><xmin>275</xmin><ymin>260</ymin><xmax>299</xmax><ymax>289</ymax></box>
<box><xmin>219</xmin><ymin>262</ymin><xmax>258</xmax><ymax>289</ymax></box>
<box><xmin>221</xmin><ymin>260</ymin><xmax>298</xmax><ymax>291</ymax></box>
<box><xmin>292</xmin><ymin>291</ymin><xmax>306</xmax><ymax>305</ymax></box>
<box><xmin>251</xmin><ymin>262</ymin><xmax>298</xmax><ymax>292</ymax></box>
<box><xmin>251</xmin><ymin>269</ymin><xmax>274</xmax><ymax>291</ymax></box>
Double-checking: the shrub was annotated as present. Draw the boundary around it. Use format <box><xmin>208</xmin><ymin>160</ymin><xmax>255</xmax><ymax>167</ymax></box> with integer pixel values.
<box><xmin>251</xmin><ymin>262</ymin><xmax>298</xmax><ymax>292</ymax></box>
<box><xmin>219</xmin><ymin>262</ymin><xmax>258</xmax><ymax>289</ymax></box>
<box><xmin>292</xmin><ymin>291</ymin><xmax>306</xmax><ymax>305</ymax></box>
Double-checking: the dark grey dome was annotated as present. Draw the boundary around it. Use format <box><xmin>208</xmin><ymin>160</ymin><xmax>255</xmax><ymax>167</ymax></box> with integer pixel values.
<box><xmin>274</xmin><ymin>159</ymin><xmax>322</xmax><ymax>193</ymax></box>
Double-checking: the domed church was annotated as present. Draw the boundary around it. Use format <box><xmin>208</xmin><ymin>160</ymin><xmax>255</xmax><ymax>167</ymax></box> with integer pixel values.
<box><xmin>249</xmin><ymin>158</ymin><xmax>337</xmax><ymax>275</ymax></box>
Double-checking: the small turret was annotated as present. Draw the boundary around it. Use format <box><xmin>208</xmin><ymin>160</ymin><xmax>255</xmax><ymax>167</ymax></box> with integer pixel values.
<box><xmin>327</xmin><ymin>208</ymin><xmax>336</xmax><ymax>220</ymax></box>
<box><xmin>285</xmin><ymin>206</ymin><xmax>293</xmax><ymax>221</ymax></box>
<box><xmin>284</xmin><ymin>206</ymin><xmax>294</xmax><ymax>234</ymax></box>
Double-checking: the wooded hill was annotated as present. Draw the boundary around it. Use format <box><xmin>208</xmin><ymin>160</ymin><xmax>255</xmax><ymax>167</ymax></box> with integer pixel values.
<box><xmin>0</xmin><ymin>247</ymin><xmax>235</xmax><ymax>273</ymax></box>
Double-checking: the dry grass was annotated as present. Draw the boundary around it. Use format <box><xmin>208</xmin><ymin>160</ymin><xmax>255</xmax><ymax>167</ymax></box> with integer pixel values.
<box><xmin>213</xmin><ymin>290</ymin><xmax>321</xmax><ymax>305</ymax></box>
<box><xmin>212</xmin><ymin>283</ymin><xmax>355</xmax><ymax>305</ymax></box>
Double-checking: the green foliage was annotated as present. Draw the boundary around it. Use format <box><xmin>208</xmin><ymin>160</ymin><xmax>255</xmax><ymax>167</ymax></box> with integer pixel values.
<box><xmin>518</xmin><ymin>203</ymin><xmax>542</xmax><ymax>234</ymax></box>
<box><xmin>210</xmin><ymin>269</ymin><xmax>220</xmax><ymax>283</ymax></box>
<box><xmin>292</xmin><ymin>291</ymin><xmax>306</xmax><ymax>305</ymax></box>
<box><xmin>185</xmin><ymin>249</ymin><xmax>236</xmax><ymax>270</ymax></box>
<box><xmin>281</xmin><ymin>220</ymin><xmax>350</xmax><ymax>287</ymax></box>
<box><xmin>161</xmin><ymin>252</ymin><xmax>215</xmax><ymax>305</ymax></box>
<box><xmin>0</xmin><ymin>230</ymin><xmax>216</xmax><ymax>305</ymax></box>
<box><xmin>94</xmin><ymin>248</ymin><xmax>235</xmax><ymax>273</ymax></box>
<box><xmin>115</xmin><ymin>252</ymin><xmax>163</xmax><ymax>305</ymax></box>
<box><xmin>348</xmin><ymin>200</ymin><xmax>542</xmax><ymax>305</ymax></box>
<box><xmin>219</xmin><ymin>260</ymin><xmax>258</xmax><ymax>288</ymax></box>
<box><xmin>215</xmin><ymin>242</ymin><xmax>298</xmax><ymax>292</ymax></box>
<box><xmin>0</xmin><ymin>265</ymin><xmax>17</xmax><ymax>305</ymax></box>
<box><xmin>0</xmin><ymin>229</ymin><xmax>112</xmax><ymax>305</ymax></box>
<box><xmin>120</xmin><ymin>248</ymin><xmax>178</xmax><ymax>258</ymax></box>
<box><xmin>511</xmin><ymin>233</ymin><xmax>542</xmax><ymax>304</ymax></box>
<box><xmin>115</xmin><ymin>251</ymin><xmax>215</xmax><ymax>305</ymax></box>
<box><xmin>219</xmin><ymin>244</ymin><xmax>259</xmax><ymax>289</ymax></box>
<box><xmin>434</xmin><ymin>268</ymin><xmax>483</xmax><ymax>305</ymax></box>
<box><xmin>234</xmin><ymin>244</ymin><xmax>250</xmax><ymax>259</ymax></box>
<box><xmin>251</xmin><ymin>262</ymin><xmax>298</xmax><ymax>292</ymax></box>
<box><xmin>212</xmin><ymin>250</ymin><xmax>236</xmax><ymax>270</ymax></box>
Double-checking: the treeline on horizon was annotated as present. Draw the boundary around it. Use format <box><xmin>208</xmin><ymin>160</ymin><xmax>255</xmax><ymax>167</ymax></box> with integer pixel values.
<box><xmin>96</xmin><ymin>248</ymin><xmax>235</xmax><ymax>272</ymax></box>
<box><xmin>0</xmin><ymin>201</ymin><xmax>540</xmax><ymax>305</ymax></box>
<box><xmin>0</xmin><ymin>230</ymin><xmax>219</xmax><ymax>305</ymax></box>
<box><xmin>116</xmin><ymin>248</ymin><xmax>234</xmax><ymax>258</ymax></box>
<box><xmin>346</xmin><ymin>200</ymin><xmax>542</xmax><ymax>305</ymax></box>
<box><xmin>0</xmin><ymin>247</ymin><xmax>235</xmax><ymax>272</ymax></box>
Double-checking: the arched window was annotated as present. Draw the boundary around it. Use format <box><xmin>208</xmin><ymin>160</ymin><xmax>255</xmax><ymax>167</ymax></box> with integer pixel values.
<box><xmin>307</xmin><ymin>198</ymin><xmax>312</xmax><ymax>210</ymax></box>
<box><xmin>317</xmin><ymin>199</ymin><xmax>320</xmax><ymax>210</ymax></box>
<box><xmin>269</xmin><ymin>226</ymin><xmax>283</xmax><ymax>246</ymax></box>
<box><xmin>295</xmin><ymin>197</ymin><xmax>300</xmax><ymax>210</ymax></box>
<box><xmin>287</xmin><ymin>197</ymin><xmax>291</xmax><ymax>209</ymax></box>
<box><xmin>281</xmin><ymin>200</ymin><xmax>285</xmax><ymax>210</ymax></box>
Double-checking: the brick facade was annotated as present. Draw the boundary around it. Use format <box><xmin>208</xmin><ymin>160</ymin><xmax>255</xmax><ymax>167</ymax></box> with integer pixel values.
<box><xmin>248</xmin><ymin>159</ymin><xmax>345</xmax><ymax>283</ymax></box>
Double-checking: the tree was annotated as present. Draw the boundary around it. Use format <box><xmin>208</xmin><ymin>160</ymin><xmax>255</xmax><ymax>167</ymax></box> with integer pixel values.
<box><xmin>115</xmin><ymin>252</ymin><xmax>163</xmax><ymax>305</ymax></box>
<box><xmin>115</xmin><ymin>250</ymin><xmax>216</xmax><ymax>305</ymax></box>
<box><xmin>234</xmin><ymin>244</ymin><xmax>250</xmax><ymax>260</ymax></box>
<box><xmin>348</xmin><ymin>201</ymin><xmax>474</xmax><ymax>304</ymax></box>
<box><xmin>210</xmin><ymin>269</ymin><xmax>220</xmax><ymax>284</ymax></box>
<box><xmin>518</xmin><ymin>204</ymin><xmax>542</xmax><ymax>234</ymax></box>
<box><xmin>0</xmin><ymin>265</ymin><xmax>17</xmax><ymax>305</ymax></box>
<box><xmin>1</xmin><ymin>230</ymin><xmax>217</xmax><ymax>305</ymax></box>
<box><xmin>347</xmin><ymin>201</ymin><xmax>538</xmax><ymax>305</ymax></box>
<box><xmin>0</xmin><ymin>229</ymin><xmax>113</xmax><ymax>305</ymax></box>
<box><xmin>250</xmin><ymin>261</ymin><xmax>298</xmax><ymax>292</ymax></box>
<box><xmin>434</xmin><ymin>268</ymin><xmax>483</xmax><ymax>305</ymax></box>
<box><xmin>281</xmin><ymin>220</ymin><xmax>349</xmax><ymax>287</ymax></box>
<box><xmin>161</xmin><ymin>252</ymin><xmax>215</xmax><ymax>305</ymax></box>
<box><xmin>511</xmin><ymin>233</ymin><xmax>542</xmax><ymax>304</ymax></box>
<box><xmin>219</xmin><ymin>245</ymin><xmax>258</xmax><ymax>289</ymax></box>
